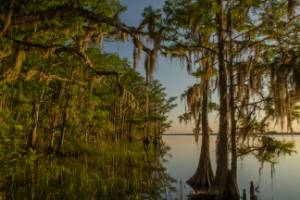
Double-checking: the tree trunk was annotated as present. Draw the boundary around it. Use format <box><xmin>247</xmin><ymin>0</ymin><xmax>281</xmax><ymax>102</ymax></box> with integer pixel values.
<box><xmin>28</xmin><ymin>93</ymin><xmax>43</xmax><ymax>150</ymax></box>
<box><xmin>214</xmin><ymin>0</ymin><xmax>229</xmax><ymax>197</ymax></box>
<box><xmin>194</xmin><ymin>110</ymin><xmax>201</xmax><ymax>143</ymax></box>
<box><xmin>57</xmin><ymin>101</ymin><xmax>68</xmax><ymax>154</ymax></box>
<box><xmin>144</xmin><ymin>80</ymin><xmax>150</xmax><ymax>150</ymax></box>
<box><xmin>227</xmin><ymin>8</ymin><xmax>240</xmax><ymax>200</ymax></box>
<box><xmin>84</xmin><ymin>126</ymin><xmax>89</xmax><ymax>143</ymax></box>
<box><xmin>187</xmin><ymin>79</ymin><xmax>214</xmax><ymax>190</ymax></box>
<box><xmin>250</xmin><ymin>181</ymin><xmax>258</xmax><ymax>200</ymax></box>
<box><xmin>48</xmin><ymin>115</ymin><xmax>57</xmax><ymax>153</ymax></box>
<box><xmin>57</xmin><ymin>85</ymin><xmax>70</xmax><ymax>154</ymax></box>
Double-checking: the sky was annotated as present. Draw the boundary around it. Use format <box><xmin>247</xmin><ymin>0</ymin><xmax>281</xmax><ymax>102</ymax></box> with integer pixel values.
<box><xmin>103</xmin><ymin>0</ymin><xmax>300</xmax><ymax>133</ymax></box>
<box><xmin>103</xmin><ymin>0</ymin><xmax>197</xmax><ymax>133</ymax></box>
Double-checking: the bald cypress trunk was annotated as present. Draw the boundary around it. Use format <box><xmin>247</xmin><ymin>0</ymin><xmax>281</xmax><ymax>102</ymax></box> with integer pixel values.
<box><xmin>194</xmin><ymin>110</ymin><xmax>201</xmax><ymax>143</ymax></box>
<box><xmin>187</xmin><ymin>79</ymin><xmax>214</xmax><ymax>189</ymax></box>
<box><xmin>214</xmin><ymin>0</ymin><xmax>229</xmax><ymax>197</ymax></box>
<box><xmin>227</xmin><ymin>8</ymin><xmax>240</xmax><ymax>200</ymax></box>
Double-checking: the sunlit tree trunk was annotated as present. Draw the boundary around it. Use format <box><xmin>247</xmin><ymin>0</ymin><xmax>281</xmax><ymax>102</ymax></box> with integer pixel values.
<box><xmin>48</xmin><ymin>115</ymin><xmax>57</xmax><ymax>152</ymax></box>
<box><xmin>57</xmin><ymin>84</ymin><xmax>71</xmax><ymax>154</ymax></box>
<box><xmin>28</xmin><ymin>92</ymin><xmax>43</xmax><ymax>150</ymax></box>
<box><xmin>84</xmin><ymin>125</ymin><xmax>89</xmax><ymax>143</ymax></box>
<box><xmin>57</xmin><ymin>102</ymin><xmax>68</xmax><ymax>154</ymax></box>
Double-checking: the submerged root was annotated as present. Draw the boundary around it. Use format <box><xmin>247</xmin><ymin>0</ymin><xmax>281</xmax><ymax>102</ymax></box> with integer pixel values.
<box><xmin>187</xmin><ymin>153</ymin><xmax>214</xmax><ymax>190</ymax></box>
<box><xmin>188</xmin><ymin>170</ymin><xmax>240</xmax><ymax>200</ymax></box>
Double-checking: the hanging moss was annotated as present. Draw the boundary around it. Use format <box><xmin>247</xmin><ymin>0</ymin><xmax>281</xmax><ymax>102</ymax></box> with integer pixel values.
<box><xmin>132</xmin><ymin>36</ymin><xmax>143</xmax><ymax>69</ymax></box>
<box><xmin>144</xmin><ymin>50</ymin><xmax>157</xmax><ymax>81</ymax></box>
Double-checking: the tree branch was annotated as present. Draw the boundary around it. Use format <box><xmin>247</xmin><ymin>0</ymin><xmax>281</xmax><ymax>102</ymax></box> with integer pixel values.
<box><xmin>8</xmin><ymin>37</ymin><xmax>122</xmax><ymax>77</ymax></box>
<box><xmin>10</xmin><ymin>6</ymin><xmax>139</xmax><ymax>35</ymax></box>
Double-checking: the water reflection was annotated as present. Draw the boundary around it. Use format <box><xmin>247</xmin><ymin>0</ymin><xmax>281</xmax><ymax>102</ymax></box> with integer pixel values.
<box><xmin>1</xmin><ymin>136</ymin><xmax>298</xmax><ymax>200</ymax></box>
<box><xmin>1</xmin><ymin>142</ymin><xmax>175</xmax><ymax>200</ymax></box>
<box><xmin>162</xmin><ymin>135</ymin><xmax>299</xmax><ymax>200</ymax></box>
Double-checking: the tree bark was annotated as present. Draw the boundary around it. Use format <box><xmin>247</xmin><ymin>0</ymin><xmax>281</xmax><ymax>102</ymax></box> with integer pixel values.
<box><xmin>10</xmin><ymin>6</ymin><xmax>136</xmax><ymax>34</ymax></box>
<box><xmin>57</xmin><ymin>102</ymin><xmax>68</xmax><ymax>154</ymax></box>
<box><xmin>28</xmin><ymin>92</ymin><xmax>43</xmax><ymax>150</ymax></box>
<box><xmin>227</xmin><ymin>8</ymin><xmax>240</xmax><ymax>200</ymax></box>
<box><xmin>187</xmin><ymin>79</ymin><xmax>214</xmax><ymax>190</ymax></box>
<box><xmin>56</xmin><ymin>85</ymin><xmax>70</xmax><ymax>154</ymax></box>
<box><xmin>144</xmin><ymin>80</ymin><xmax>150</xmax><ymax>150</ymax></box>
<box><xmin>214</xmin><ymin>0</ymin><xmax>229</xmax><ymax>196</ymax></box>
<box><xmin>48</xmin><ymin>115</ymin><xmax>57</xmax><ymax>153</ymax></box>
<box><xmin>194</xmin><ymin>110</ymin><xmax>201</xmax><ymax>143</ymax></box>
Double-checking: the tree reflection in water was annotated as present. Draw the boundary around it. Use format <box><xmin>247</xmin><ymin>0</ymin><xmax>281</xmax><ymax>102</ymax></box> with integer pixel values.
<box><xmin>187</xmin><ymin>135</ymin><xmax>295</xmax><ymax>200</ymax></box>
<box><xmin>1</xmin><ymin>141</ymin><xmax>176</xmax><ymax>200</ymax></box>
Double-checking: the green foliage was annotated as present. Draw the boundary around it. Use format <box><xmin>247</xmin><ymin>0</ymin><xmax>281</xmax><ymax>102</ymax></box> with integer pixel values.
<box><xmin>0</xmin><ymin>3</ymin><xmax>177</xmax><ymax>197</ymax></box>
<box><xmin>238</xmin><ymin>136</ymin><xmax>296</xmax><ymax>164</ymax></box>
<box><xmin>1</xmin><ymin>141</ymin><xmax>174</xmax><ymax>200</ymax></box>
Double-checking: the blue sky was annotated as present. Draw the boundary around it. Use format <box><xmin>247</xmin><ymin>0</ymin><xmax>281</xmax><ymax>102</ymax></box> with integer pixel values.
<box><xmin>103</xmin><ymin>0</ymin><xmax>300</xmax><ymax>133</ymax></box>
<box><xmin>103</xmin><ymin>0</ymin><xmax>197</xmax><ymax>133</ymax></box>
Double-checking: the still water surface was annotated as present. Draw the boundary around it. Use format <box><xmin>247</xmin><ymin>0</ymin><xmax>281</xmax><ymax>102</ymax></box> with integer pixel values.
<box><xmin>162</xmin><ymin>135</ymin><xmax>300</xmax><ymax>200</ymax></box>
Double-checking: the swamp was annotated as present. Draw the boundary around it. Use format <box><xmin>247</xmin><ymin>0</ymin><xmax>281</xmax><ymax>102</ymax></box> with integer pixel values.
<box><xmin>1</xmin><ymin>0</ymin><xmax>300</xmax><ymax>199</ymax></box>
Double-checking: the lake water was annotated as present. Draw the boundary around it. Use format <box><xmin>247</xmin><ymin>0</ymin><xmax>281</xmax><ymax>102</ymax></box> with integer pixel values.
<box><xmin>162</xmin><ymin>135</ymin><xmax>300</xmax><ymax>200</ymax></box>
<box><xmin>3</xmin><ymin>135</ymin><xmax>300</xmax><ymax>199</ymax></box>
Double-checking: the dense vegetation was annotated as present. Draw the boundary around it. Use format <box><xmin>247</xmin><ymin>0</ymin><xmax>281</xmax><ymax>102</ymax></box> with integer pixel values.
<box><xmin>0</xmin><ymin>0</ymin><xmax>176</xmax><ymax>199</ymax></box>
<box><xmin>0</xmin><ymin>48</ymin><xmax>175</xmax><ymax>153</ymax></box>
<box><xmin>1</xmin><ymin>0</ymin><xmax>300</xmax><ymax>199</ymax></box>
